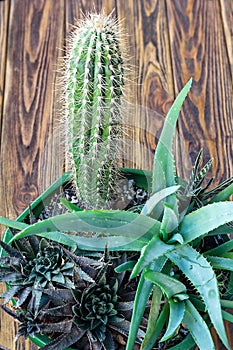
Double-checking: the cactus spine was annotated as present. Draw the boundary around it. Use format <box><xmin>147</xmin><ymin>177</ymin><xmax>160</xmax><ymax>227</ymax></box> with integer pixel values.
<box><xmin>65</xmin><ymin>13</ymin><xmax>125</xmax><ymax>209</ymax></box>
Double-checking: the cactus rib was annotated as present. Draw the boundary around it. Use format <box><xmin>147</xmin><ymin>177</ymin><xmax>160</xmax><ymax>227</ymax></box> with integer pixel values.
<box><xmin>65</xmin><ymin>12</ymin><xmax>125</xmax><ymax>208</ymax></box>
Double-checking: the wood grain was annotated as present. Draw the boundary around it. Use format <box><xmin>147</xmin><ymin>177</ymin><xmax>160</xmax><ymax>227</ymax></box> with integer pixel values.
<box><xmin>0</xmin><ymin>0</ymin><xmax>65</xmax><ymax>349</ymax></box>
<box><xmin>116</xmin><ymin>0</ymin><xmax>175</xmax><ymax>171</ymax></box>
<box><xmin>220</xmin><ymin>0</ymin><xmax>233</xmax><ymax>80</ymax></box>
<box><xmin>0</xmin><ymin>0</ymin><xmax>9</xmax><ymax>135</ymax></box>
<box><xmin>166</xmin><ymin>0</ymin><xmax>233</xmax><ymax>182</ymax></box>
<box><xmin>65</xmin><ymin>0</ymin><xmax>116</xmax><ymax>37</ymax></box>
<box><xmin>0</xmin><ymin>0</ymin><xmax>65</xmax><ymax>221</ymax></box>
<box><xmin>0</xmin><ymin>2</ymin><xmax>17</xmax><ymax>350</ymax></box>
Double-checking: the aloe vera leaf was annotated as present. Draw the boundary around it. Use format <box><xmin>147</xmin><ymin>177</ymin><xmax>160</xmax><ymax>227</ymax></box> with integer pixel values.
<box><xmin>152</xmin><ymin>79</ymin><xmax>192</xmax><ymax>217</ymax></box>
<box><xmin>130</xmin><ymin>235</ymin><xmax>176</xmax><ymax>278</ymax></box>
<box><xmin>141</xmin><ymin>185</ymin><xmax>180</xmax><ymax>216</ymax></box>
<box><xmin>222</xmin><ymin>310</ymin><xmax>233</xmax><ymax>323</ymax></box>
<box><xmin>11</xmin><ymin>210</ymin><xmax>160</xmax><ymax>243</ymax></box>
<box><xmin>167</xmin><ymin>233</ymin><xmax>184</xmax><ymax>244</ymax></box>
<box><xmin>126</xmin><ymin>257</ymin><xmax>167</xmax><ymax>350</ymax></box>
<box><xmin>145</xmin><ymin>270</ymin><xmax>187</xmax><ymax>342</ymax></box>
<box><xmin>168</xmin><ymin>245</ymin><xmax>230</xmax><ymax>349</ymax></box>
<box><xmin>189</xmin><ymin>294</ymin><xmax>206</xmax><ymax>313</ymax></box>
<box><xmin>17</xmin><ymin>231</ymin><xmax>146</xmax><ymax>252</ymax></box>
<box><xmin>204</xmin><ymin>239</ymin><xmax>233</xmax><ymax>256</ymax></box>
<box><xmin>161</xmin><ymin>301</ymin><xmax>185</xmax><ymax>341</ymax></box>
<box><xmin>145</xmin><ymin>270</ymin><xmax>187</xmax><ymax>298</ymax></box>
<box><xmin>0</xmin><ymin>217</ymin><xmax>29</xmax><ymax>231</ymax></box>
<box><xmin>206</xmin><ymin>256</ymin><xmax>233</xmax><ymax>271</ymax></box>
<box><xmin>0</xmin><ymin>171</ymin><xmax>71</xmax><ymax>256</ymax></box>
<box><xmin>183</xmin><ymin>300</ymin><xmax>215</xmax><ymax>350</ymax></box>
<box><xmin>208</xmin><ymin>223</ymin><xmax>233</xmax><ymax>236</ymax></box>
<box><xmin>160</xmin><ymin>203</ymin><xmax>179</xmax><ymax>242</ymax></box>
<box><xmin>179</xmin><ymin>202</ymin><xmax>233</xmax><ymax>243</ymax></box>
<box><xmin>140</xmin><ymin>302</ymin><xmax>169</xmax><ymax>350</ymax></box>
<box><xmin>126</xmin><ymin>274</ymin><xmax>154</xmax><ymax>350</ymax></box>
<box><xmin>60</xmin><ymin>198</ymin><xmax>83</xmax><ymax>212</ymax></box>
<box><xmin>114</xmin><ymin>261</ymin><xmax>136</xmax><ymax>273</ymax></box>
<box><xmin>166</xmin><ymin>333</ymin><xmax>196</xmax><ymax>350</ymax></box>
<box><xmin>221</xmin><ymin>299</ymin><xmax>233</xmax><ymax>309</ymax></box>
<box><xmin>139</xmin><ymin>285</ymin><xmax>163</xmax><ymax>349</ymax></box>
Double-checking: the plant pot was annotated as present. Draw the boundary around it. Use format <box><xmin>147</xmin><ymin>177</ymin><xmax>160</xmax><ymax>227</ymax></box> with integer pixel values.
<box><xmin>0</xmin><ymin>169</ymin><xmax>150</xmax><ymax>350</ymax></box>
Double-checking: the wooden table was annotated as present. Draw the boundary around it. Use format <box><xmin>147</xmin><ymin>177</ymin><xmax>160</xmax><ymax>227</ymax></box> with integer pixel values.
<box><xmin>0</xmin><ymin>1</ymin><xmax>232</xmax><ymax>349</ymax></box>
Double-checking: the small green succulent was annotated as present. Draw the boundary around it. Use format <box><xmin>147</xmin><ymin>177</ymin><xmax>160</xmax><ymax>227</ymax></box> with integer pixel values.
<box><xmin>0</xmin><ymin>237</ymin><xmax>75</xmax><ymax>312</ymax></box>
<box><xmin>6</xmin><ymin>252</ymin><xmax>143</xmax><ymax>350</ymax></box>
<box><xmin>22</xmin><ymin>241</ymin><xmax>75</xmax><ymax>289</ymax></box>
<box><xmin>72</xmin><ymin>274</ymin><xmax>119</xmax><ymax>341</ymax></box>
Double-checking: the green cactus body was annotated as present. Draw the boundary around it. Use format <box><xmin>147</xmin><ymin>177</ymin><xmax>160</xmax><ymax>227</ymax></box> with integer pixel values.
<box><xmin>66</xmin><ymin>13</ymin><xmax>125</xmax><ymax>209</ymax></box>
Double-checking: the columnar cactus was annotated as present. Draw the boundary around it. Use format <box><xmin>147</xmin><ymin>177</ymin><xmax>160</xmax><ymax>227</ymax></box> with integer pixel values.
<box><xmin>65</xmin><ymin>12</ymin><xmax>125</xmax><ymax>209</ymax></box>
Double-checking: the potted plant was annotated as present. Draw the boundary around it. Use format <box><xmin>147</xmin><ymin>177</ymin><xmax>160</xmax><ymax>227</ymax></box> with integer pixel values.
<box><xmin>1</xmin><ymin>11</ymin><xmax>233</xmax><ymax>350</ymax></box>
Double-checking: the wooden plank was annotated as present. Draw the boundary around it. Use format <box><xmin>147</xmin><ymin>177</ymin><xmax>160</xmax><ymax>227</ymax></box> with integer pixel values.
<box><xmin>65</xmin><ymin>0</ymin><xmax>116</xmax><ymax>35</ymax></box>
<box><xmin>0</xmin><ymin>1</ymin><xmax>232</xmax><ymax>349</ymax></box>
<box><xmin>0</xmin><ymin>2</ymin><xmax>16</xmax><ymax>350</ymax></box>
<box><xmin>166</xmin><ymin>0</ymin><xmax>233</xmax><ymax>182</ymax></box>
<box><xmin>220</xmin><ymin>0</ymin><xmax>233</xmax><ymax>80</ymax></box>
<box><xmin>0</xmin><ymin>0</ymin><xmax>65</xmax><ymax>220</ymax></box>
<box><xmin>219</xmin><ymin>0</ymin><xmax>233</xmax><ymax>188</ymax></box>
<box><xmin>0</xmin><ymin>0</ymin><xmax>9</xmax><ymax>132</ymax></box>
<box><xmin>0</xmin><ymin>0</ymin><xmax>65</xmax><ymax>349</ymax></box>
<box><xmin>116</xmin><ymin>0</ymin><xmax>174</xmax><ymax>171</ymax></box>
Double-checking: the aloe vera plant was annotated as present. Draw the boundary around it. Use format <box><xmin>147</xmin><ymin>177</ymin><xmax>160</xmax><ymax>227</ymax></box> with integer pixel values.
<box><xmin>65</xmin><ymin>12</ymin><xmax>125</xmax><ymax>209</ymax></box>
<box><xmin>3</xmin><ymin>79</ymin><xmax>233</xmax><ymax>349</ymax></box>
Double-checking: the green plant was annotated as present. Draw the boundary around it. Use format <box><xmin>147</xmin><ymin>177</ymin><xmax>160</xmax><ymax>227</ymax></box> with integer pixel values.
<box><xmin>65</xmin><ymin>12</ymin><xmax>126</xmax><ymax>209</ymax></box>
<box><xmin>3</xmin><ymin>79</ymin><xmax>233</xmax><ymax>349</ymax></box>
<box><xmin>1</xmin><ymin>238</ymin><xmax>144</xmax><ymax>350</ymax></box>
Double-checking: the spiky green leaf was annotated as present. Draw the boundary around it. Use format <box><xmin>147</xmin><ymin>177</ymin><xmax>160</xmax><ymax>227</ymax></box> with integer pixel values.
<box><xmin>60</xmin><ymin>198</ymin><xmax>83</xmax><ymax>212</ymax></box>
<box><xmin>145</xmin><ymin>270</ymin><xmax>187</xmax><ymax>299</ymax></box>
<box><xmin>161</xmin><ymin>301</ymin><xmax>185</xmax><ymax>341</ymax></box>
<box><xmin>141</xmin><ymin>185</ymin><xmax>180</xmax><ymax>216</ymax></box>
<box><xmin>210</xmin><ymin>182</ymin><xmax>233</xmax><ymax>203</ymax></box>
<box><xmin>126</xmin><ymin>257</ymin><xmax>166</xmax><ymax>350</ymax></box>
<box><xmin>140</xmin><ymin>302</ymin><xmax>169</xmax><ymax>350</ymax></box>
<box><xmin>206</xmin><ymin>256</ymin><xmax>233</xmax><ymax>271</ymax></box>
<box><xmin>139</xmin><ymin>285</ymin><xmax>162</xmax><ymax>349</ymax></box>
<box><xmin>11</xmin><ymin>210</ymin><xmax>160</xmax><ymax>245</ymax></box>
<box><xmin>183</xmin><ymin>300</ymin><xmax>215</xmax><ymax>350</ymax></box>
<box><xmin>145</xmin><ymin>270</ymin><xmax>187</xmax><ymax>342</ymax></box>
<box><xmin>204</xmin><ymin>239</ymin><xmax>233</xmax><ymax>256</ymax></box>
<box><xmin>0</xmin><ymin>217</ymin><xmax>29</xmax><ymax>231</ymax></box>
<box><xmin>167</xmin><ymin>245</ymin><xmax>230</xmax><ymax>349</ymax></box>
<box><xmin>160</xmin><ymin>203</ymin><xmax>179</xmax><ymax>242</ymax></box>
<box><xmin>180</xmin><ymin>202</ymin><xmax>233</xmax><ymax>243</ymax></box>
<box><xmin>152</xmin><ymin>78</ymin><xmax>192</xmax><ymax>217</ymax></box>
<box><xmin>131</xmin><ymin>236</ymin><xmax>176</xmax><ymax>278</ymax></box>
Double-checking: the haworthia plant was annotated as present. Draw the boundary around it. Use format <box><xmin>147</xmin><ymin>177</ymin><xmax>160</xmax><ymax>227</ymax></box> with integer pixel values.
<box><xmin>65</xmin><ymin>13</ymin><xmax>125</xmax><ymax>208</ymax></box>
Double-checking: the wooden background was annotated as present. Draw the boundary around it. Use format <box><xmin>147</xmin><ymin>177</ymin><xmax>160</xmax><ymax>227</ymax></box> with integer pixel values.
<box><xmin>0</xmin><ymin>0</ymin><xmax>232</xmax><ymax>349</ymax></box>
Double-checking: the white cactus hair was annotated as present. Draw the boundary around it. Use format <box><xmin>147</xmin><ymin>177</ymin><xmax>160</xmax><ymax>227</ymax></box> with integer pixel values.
<box><xmin>60</xmin><ymin>10</ymin><xmax>130</xmax><ymax>209</ymax></box>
